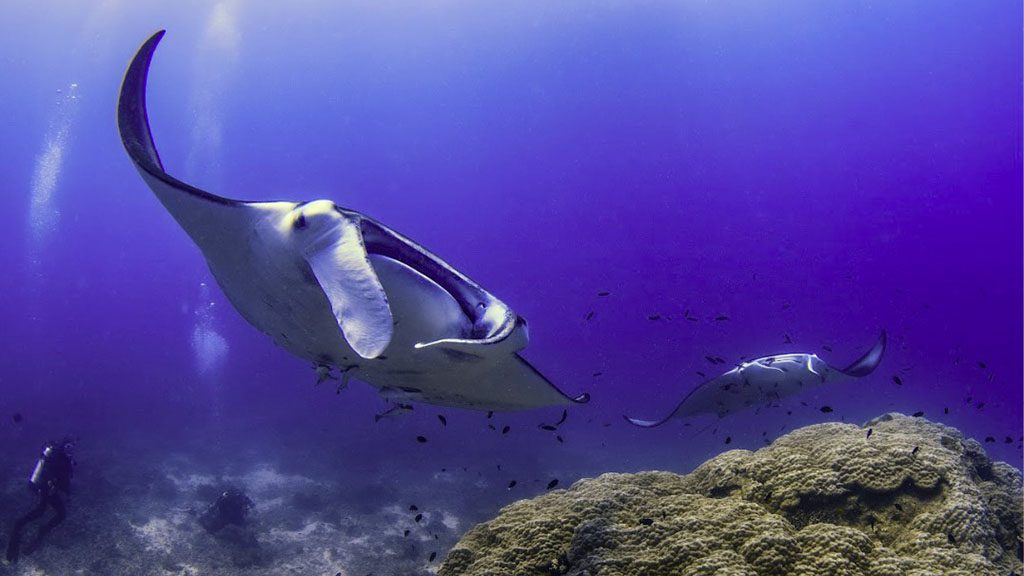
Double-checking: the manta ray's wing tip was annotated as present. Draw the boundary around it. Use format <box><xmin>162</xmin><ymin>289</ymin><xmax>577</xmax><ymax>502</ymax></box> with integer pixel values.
<box><xmin>119</xmin><ymin>29</ymin><xmax>170</xmax><ymax>174</ymax></box>
<box><xmin>146</xmin><ymin>29</ymin><xmax>167</xmax><ymax>44</ymax></box>
<box><xmin>840</xmin><ymin>329</ymin><xmax>888</xmax><ymax>378</ymax></box>
<box><xmin>572</xmin><ymin>392</ymin><xmax>591</xmax><ymax>404</ymax></box>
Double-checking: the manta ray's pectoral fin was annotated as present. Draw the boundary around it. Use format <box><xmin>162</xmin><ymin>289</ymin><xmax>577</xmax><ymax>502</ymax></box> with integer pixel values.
<box><xmin>623</xmin><ymin>392</ymin><xmax>691</xmax><ymax>428</ymax></box>
<box><xmin>839</xmin><ymin>330</ymin><xmax>887</xmax><ymax>377</ymax></box>
<box><xmin>304</xmin><ymin>218</ymin><xmax>394</xmax><ymax>360</ymax></box>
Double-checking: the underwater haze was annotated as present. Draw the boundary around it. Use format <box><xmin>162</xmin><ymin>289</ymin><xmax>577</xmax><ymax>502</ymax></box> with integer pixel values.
<box><xmin>1</xmin><ymin>1</ymin><xmax>1021</xmax><ymax>574</ymax></box>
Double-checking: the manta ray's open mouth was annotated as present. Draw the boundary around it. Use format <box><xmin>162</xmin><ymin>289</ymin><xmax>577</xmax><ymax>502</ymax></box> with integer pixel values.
<box><xmin>357</xmin><ymin>215</ymin><xmax>511</xmax><ymax>341</ymax></box>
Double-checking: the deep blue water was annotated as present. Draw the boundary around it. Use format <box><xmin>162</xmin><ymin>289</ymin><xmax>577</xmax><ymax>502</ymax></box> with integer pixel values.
<box><xmin>0</xmin><ymin>1</ymin><xmax>1020</xmax><ymax>572</ymax></box>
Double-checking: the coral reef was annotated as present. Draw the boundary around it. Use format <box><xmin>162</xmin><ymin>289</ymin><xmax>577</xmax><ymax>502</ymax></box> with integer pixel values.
<box><xmin>440</xmin><ymin>413</ymin><xmax>1023</xmax><ymax>576</ymax></box>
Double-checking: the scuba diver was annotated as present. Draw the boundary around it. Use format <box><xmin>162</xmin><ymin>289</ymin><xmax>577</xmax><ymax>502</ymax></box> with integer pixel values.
<box><xmin>5</xmin><ymin>439</ymin><xmax>75</xmax><ymax>563</ymax></box>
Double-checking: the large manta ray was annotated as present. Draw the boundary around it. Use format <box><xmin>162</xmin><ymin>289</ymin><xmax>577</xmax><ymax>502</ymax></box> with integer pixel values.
<box><xmin>626</xmin><ymin>331</ymin><xmax>886</xmax><ymax>427</ymax></box>
<box><xmin>118</xmin><ymin>30</ymin><xmax>588</xmax><ymax>411</ymax></box>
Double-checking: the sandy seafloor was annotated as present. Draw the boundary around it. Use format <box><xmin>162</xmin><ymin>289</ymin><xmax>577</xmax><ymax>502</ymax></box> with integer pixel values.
<box><xmin>0</xmin><ymin>448</ymin><xmax>478</xmax><ymax>575</ymax></box>
<box><xmin>0</xmin><ymin>398</ymin><xmax>613</xmax><ymax>576</ymax></box>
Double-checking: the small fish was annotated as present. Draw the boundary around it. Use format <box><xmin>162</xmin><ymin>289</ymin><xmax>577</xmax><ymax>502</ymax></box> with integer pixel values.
<box><xmin>374</xmin><ymin>403</ymin><xmax>414</xmax><ymax>422</ymax></box>
<box><xmin>985</xmin><ymin>436</ymin><xmax>995</xmax><ymax>443</ymax></box>
<box><xmin>976</xmin><ymin>402</ymin><xmax>985</xmax><ymax>410</ymax></box>
<box><xmin>912</xmin><ymin>411</ymin><xmax>924</xmax><ymax>417</ymax></box>
<box><xmin>892</xmin><ymin>375</ymin><xmax>903</xmax><ymax>385</ymax></box>
<box><xmin>696</xmin><ymin>371</ymin><xmax>707</xmax><ymax>378</ymax></box>
<box><xmin>597</xmin><ymin>291</ymin><xmax>610</xmax><ymax>297</ymax></box>
<box><xmin>866</xmin><ymin>428</ymin><xmax>873</xmax><ymax>439</ymax></box>
<box><xmin>911</xmin><ymin>446</ymin><xmax>919</xmax><ymax>456</ymax></box>
<box><xmin>429</xmin><ymin>552</ymin><xmax>437</xmax><ymax>562</ymax></box>
<box><xmin>820</xmin><ymin>406</ymin><xmax>834</xmax><ymax>413</ymax></box>
<box><xmin>11</xmin><ymin>412</ymin><xmax>22</xmax><ymax>424</ymax></box>
<box><xmin>553</xmin><ymin>409</ymin><xmax>568</xmax><ymax>426</ymax></box>
<box><xmin>414</xmin><ymin>513</ymin><xmax>423</xmax><ymax>522</ymax></box>
<box><xmin>409</xmin><ymin>505</ymin><xmax>418</xmax><ymax>511</ymax></box>
<box><xmin>497</xmin><ymin>464</ymin><xmax>501</xmax><ymax>471</ymax></box>
<box><xmin>947</xmin><ymin>533</ymin><xmax>956</xmax><ymax>545</ymax></box>
<box><xmin>647</xmin><ymin>314</ymin><xmax>661</xmax><ymax>321</ymax></box>
<box><xmin>978</xmin><ymin>361</ymin><xmax>987</xmax><ymax>369</ymax></box>
<box><xmin>546</xmin><ymin>479</ymin><xmax>559</xmax><ymax>490</ymax></box>
<box><xmin>1005</xmin><ymin>436</ymin><xmax>1013</xmax><ymax>444</ymax></box>
<box><xmin>539</xmin><ymin>424</ymin><xmax>557</xmax><ymax>431</ymax></box>
<box><xmin>487</xmin><ymin>424</ymin><xmax>496</xmax><ymax>431</ymax></box>
<box><xmin>893</xmin><ymin>502</ymin><xmax>903</xmax><ymax>511</ymax></box>
<box><xmin>783</xmin><ymin>334</ymin><xmax>793</xmax><ymax>344</ymax></box>
<box><xmin>822</xmin><ymin>345</ymin><xmax>833</xmax><ymax>352</ymax></box>
<box><xmin>592</xmin><ymin>372</ymin><xmax>603</xmax><ymax>377</ymax></box>
<box><xmin>314</xmin><ymin>364</ymin><xmax>338</xmax><ymax>384</ymax></box>
<box><xmin>724</xmin><ymin>436</ymin><xmax>732</xmax><ymax>445</ymax></box>
<box><xmin>714</xmin><ymin>315</ymin><xmax>729</xmax><ymax>321</ymax></box>
<box><xmin>556</xmin><ymin>435</ymin><xmax>564</xmax><ymax>443</ymax></box>
<box><xmin>507</xmin><ymin>480</ymin><xmax>517</xmax><ymax>489</ymax></box>
<box><xmin>416</xmin><ymin>436</ymin><xmax>427</xmax><ymax>443</ymax></box>
<box><xmin>502</xmin><ymin>425</ymin><xmax>510</xmax><ymax>435</ymax></box>
<box><xmin>584</xmin><ymin>311</ymin><xmax>595</xmax><ymax>321</ymax></box>
<box><xmin>639</xmin><ymin>518</ymin><xmax>654</xmax><ymax>526</ymax></box>
<box><xmin>487</xmin><ymin>411</ymin><xmax>494</xmax><ymax>419</ymax></box>
<box><xmin>943</xmin><ymin>407</ymin><xmax>949</xmax><ymax>415</ymax></box>
<box><xmin>437</xmin><ymin>415</ymin><xmax>447</xmax><ymax>427</ymax></box>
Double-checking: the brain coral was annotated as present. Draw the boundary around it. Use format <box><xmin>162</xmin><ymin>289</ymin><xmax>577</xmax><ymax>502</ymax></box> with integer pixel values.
<box><xmin>440</xmin><ymin>413</ymin><xmax>1022</xmax><ymax>576</ymax></box>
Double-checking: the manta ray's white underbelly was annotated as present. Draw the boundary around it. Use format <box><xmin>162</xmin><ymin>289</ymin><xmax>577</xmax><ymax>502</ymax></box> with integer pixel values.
<box><xmin>681</xmin><ymin>355</ymin><xmax>831</xmax><ymax>418</ymax></box>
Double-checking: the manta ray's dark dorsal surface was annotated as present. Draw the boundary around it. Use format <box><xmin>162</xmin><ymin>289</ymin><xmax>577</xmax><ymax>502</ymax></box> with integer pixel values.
<box><xmin>626</xmin><ymin>331</ymin><xmax>887</xmax><ymax>427</ymax></box>
<box><xmin>118</xmin><ymin>30</ymin><xmax>589</xmax><ymax>411</ymax></box>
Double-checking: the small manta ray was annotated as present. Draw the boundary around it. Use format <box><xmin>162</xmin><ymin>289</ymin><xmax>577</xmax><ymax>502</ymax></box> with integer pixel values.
<box><xmin>625</xmin><ymin>331</ymin><xmax>886</xmax><ymax>427</ymax></box>
<box><xmin>118</xmin><ymin>31</ymin><xmax>589</xmax><ymax>412</ymax></box>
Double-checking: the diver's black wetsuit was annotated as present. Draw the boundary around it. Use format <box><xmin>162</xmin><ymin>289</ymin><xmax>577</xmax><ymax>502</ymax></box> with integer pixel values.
<box><xmin>5</xmin><ymin>442</ymin><xmax>73</xmax><ymax>563</ymax></box>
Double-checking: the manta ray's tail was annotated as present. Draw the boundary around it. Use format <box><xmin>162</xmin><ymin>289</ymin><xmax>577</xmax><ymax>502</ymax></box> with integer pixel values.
<box><xmin>839</xmin><ymin>330</ymin><xmax>887</xmax><ymax>378</ymax></box>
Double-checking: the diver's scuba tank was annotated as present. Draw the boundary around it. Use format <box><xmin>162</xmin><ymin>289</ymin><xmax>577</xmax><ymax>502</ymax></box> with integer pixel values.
<box><xmin>28</xmin><ymin>441</ymin><xmax>73</xmax><ymax>493</ymax></box>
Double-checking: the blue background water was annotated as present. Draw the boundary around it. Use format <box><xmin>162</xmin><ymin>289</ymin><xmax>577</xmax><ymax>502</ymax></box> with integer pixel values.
<box><xmin>0</xmin><ymin>0</ymin><xmax>1020</xmax><ymax>562</ymax></box>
